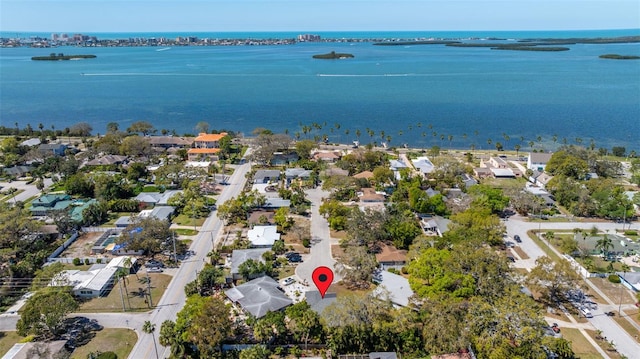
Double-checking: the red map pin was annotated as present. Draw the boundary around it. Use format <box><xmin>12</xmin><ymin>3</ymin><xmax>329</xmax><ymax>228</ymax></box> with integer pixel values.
<box><xmin>312</xmin><ymin>266</ymin><xmax>334</xmax><ymax>299</ymax></box>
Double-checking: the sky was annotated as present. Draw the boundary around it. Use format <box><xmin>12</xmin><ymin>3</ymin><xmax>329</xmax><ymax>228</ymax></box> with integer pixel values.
<box><xmin>1</xmin><ymin>0</ymin><xmax>639</xmax><ymax>33</ymax></box>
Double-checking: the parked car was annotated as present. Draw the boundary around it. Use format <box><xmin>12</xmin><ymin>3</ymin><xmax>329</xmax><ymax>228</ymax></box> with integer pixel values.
<box><xmin>283</xmin><ymin>278</ymin><xmax>296</xmax><ymax>286</ymax></box>
<box><xmin>507</xmin><ymin>256</ymin><xmax>516</xmax><ymax>263</ymax></box>
<box><xmin>147</xmin><ymin>267</ymin><xmax>163</xmax><ymax>273</ymax></box>
<box><xmin>514</xmin><ymin>235</ymin><xmax>522</xmax><ymax>243</ymax></box>
<box><xmin>284</xmin><ymin>252</ymin><xmax>300</xmax><ymax>258</ymax></box>
<box><xmin>288</xmin><ymin>255</ymin><xmax>303</xmax><ymax>263</ymax></box>
<box><xmin>606</xmin><ymin>311</ymin><xmax>615</xmax><ymax>317</ymax></box>
<box><xmin>145</xmin><ymin>260</ymin><xmax>164</xmax><ymax>268</ymax></box>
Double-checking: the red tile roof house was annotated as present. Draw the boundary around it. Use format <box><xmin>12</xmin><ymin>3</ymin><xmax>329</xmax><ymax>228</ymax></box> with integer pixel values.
<box><xmin>187</xmin><ymin>132</ymin><xmax>228</xmax><ymax>161</ymax></box>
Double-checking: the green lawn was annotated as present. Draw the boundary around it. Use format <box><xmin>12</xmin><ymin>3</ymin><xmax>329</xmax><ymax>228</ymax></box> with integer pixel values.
<box><xmin>174</xmin><ymin>228</ymin><xmax>198</xmax><ymax>236</ymax></box>
<box><xmin>561</xmin><ymin>328</ymin><xmax>601</xmax><ymax>359</ymax></box>
<box><xmin>78</xmin><ymin>273</ymin><xmax>172</xmax><ymax>312</ymax></box>
<box><xmin>173</xmin><ymin>214</ymin><xmax>206</xmax><ymax>227</ymax></box>
<box><xmin>70</xmin><ymin>328</ymin><xmax>137</xmax><ymax>359</ymax></box>
<box><xmin>0</xmin><ymin>332</ymin><xmax>25</xmax><ymax>356</ymax></box>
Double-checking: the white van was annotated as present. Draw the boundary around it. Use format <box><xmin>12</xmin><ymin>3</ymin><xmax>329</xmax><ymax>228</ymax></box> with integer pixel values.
<box><xmin>581</xmin><ymin>307</ymin><xmax>593</xmax><ymax>318</ymax></box>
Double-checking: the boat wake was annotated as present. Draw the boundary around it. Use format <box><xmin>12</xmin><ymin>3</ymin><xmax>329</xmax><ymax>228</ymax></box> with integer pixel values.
<box><xmin>156</xmin><ymin>47</ymin><xmax>171</xmax><ymax>52</ymax></box>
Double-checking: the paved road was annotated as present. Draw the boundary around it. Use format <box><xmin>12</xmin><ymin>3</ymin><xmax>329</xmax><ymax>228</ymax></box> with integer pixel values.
<box><xmin>0</xmin><ymin>178</ymin><xmax>53</xmax><ymax>203</ymax></box>
<box><xmin>295</xmin><ymin>187</ymin><xmax>341</xmax><ymax>286</ymax></box>
<box><xmin>127</xmin><ymin>160</ymin><xmax>251</xmax><ymax>359</ymax></box>
<box><xmin>506</xmin><ymin>216</ymin><xmax>640</xmax><ymax>357</ymax></box>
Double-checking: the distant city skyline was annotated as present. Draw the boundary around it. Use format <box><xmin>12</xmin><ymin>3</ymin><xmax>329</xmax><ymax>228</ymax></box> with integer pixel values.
<box><xmin>1</xmin><ymin>0</ymin><xmax>639</xmax><ymax>33</ymax></box>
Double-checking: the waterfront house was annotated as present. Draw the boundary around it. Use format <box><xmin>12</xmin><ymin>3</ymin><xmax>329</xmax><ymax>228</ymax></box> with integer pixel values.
<box><xmin>527</xmin><ymin>152</ymin><xmax>553</xmax><ymax>172</ymax></box>
<box><xmin>148</xmin><ymin>135</ymin><xmax>195</xmax><ymax>149</ymax></box>
<box><xmin>312</xmin><ymin>151</ymin><xmax>341</xmax><ymax>162</ymax></box>
<box><xmin>187</xmin><ymin>132</ymin><xmax>227</xmax><ymax>161</ymax></box>
<box><xmin>271</xmin><ymin>152</ymin><xmax>299</xmax><ymax>166</ymax></box>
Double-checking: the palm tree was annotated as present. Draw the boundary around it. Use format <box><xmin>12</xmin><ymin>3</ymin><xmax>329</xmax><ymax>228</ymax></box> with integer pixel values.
<box><xmin>619</xmin><ymin>263</ymin><xmax>630</xmax><ymax>315</ymax></box>
<box><xmin>595</xmin><ymin>235</ymin><xmax>613</xmax><ymax>258</ymax></box>
<box><xmin>514</xmin><ymin>144</ymin><xmax>521</xmax><ymax>157</ymax></box>
<box><xmin>143</xmin><ymin>321</ymin><xmax>160</xmax><ymax>359</ymax></box>
<box><xmin>116</xmin><ymin>268</ymin><xmax>131</xmax><ymax>310</ymax></box>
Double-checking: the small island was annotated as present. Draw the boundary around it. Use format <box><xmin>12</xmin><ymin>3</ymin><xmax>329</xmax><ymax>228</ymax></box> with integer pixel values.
<box><xmin>599</xmin><ymin>54</ymin><xmax>640</xmax><ymax>60</ymax></box>
<box><xmin>491</xmin><ymin>46</ymin><xmax>570</xmax><ymax>52</ymax></box>
<box><xmin>312</xmin><ymin>51</ymin><xmax>354</xmax><ymax>59</ymax></box>
<box><xmin>31</xmin><ymin>53</ymin><xmax>97</xmax><ymax>61</ymax></box>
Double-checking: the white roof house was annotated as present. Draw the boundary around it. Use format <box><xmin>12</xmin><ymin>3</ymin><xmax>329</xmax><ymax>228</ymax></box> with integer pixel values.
<box><xmin>372</xmin><ymin>270</ymin><xmax>414</xmax><ymax>307</ymax></box>
<box><xmin>247</xmin><ymin>225</ymin><xmax>280</xmax><ymax>247</ymax></box>
<box><xmin>51</xmin><ymin>256</ymin><xmax>132</xmax><ymax>298</ymax></box>
<box><xmin>412</xmin><ymin>157</ymin><xmax>435</xmax><ymax>175</ymax></box>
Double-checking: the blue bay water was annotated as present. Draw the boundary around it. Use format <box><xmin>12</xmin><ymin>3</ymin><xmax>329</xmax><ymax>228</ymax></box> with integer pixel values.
<box><xmin>1</xmin><ymin>30</ymin><xmax>639</xmax><ymax>150</ymax></box>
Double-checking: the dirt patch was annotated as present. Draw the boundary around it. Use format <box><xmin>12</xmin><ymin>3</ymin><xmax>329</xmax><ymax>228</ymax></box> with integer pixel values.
<box><xmin>589</xmin><ymin>277</ymin><xmax>636</xmax><ymax>305</ymax></box>
<box><xmin>513</xmin><ymin>246</ymin><xmax>529</xmax><ymax>259</ymax></box>
<box><xmin>331</xmin><ymin>244</ymin><xmax>345</xmax><ymax>260</ymax></box>
<box><xmin>282</xmin><ymin>217</ymin><xmax>310</xmax><ymax>254</ymax></box>
<box><xmin>61</xmin><ymin>232</ymin><xmax>105</xmax><ymax>259</ymax></box>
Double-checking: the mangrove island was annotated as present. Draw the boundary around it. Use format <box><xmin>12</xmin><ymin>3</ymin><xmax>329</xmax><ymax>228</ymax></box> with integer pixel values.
<box><xmin>31</xmin><ymin>53</ymin><xmax>97</xmax><ymax>61</ymax></box>
<box><xmin>312</xmin><ymin>51</ymin><xmax>354</xmax><ymax>59</ymax></box>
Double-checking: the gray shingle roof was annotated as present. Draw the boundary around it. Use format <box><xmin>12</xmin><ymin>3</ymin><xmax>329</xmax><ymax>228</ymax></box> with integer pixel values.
<box><xmin>225</xmin><ymin>276</ymin><xmax>292</xmax><ymax>318</ymax></box>
<box><xmin>230</xmin><ymin>248</ymin><xmax>270</xmax><ymax>275</ymax></box>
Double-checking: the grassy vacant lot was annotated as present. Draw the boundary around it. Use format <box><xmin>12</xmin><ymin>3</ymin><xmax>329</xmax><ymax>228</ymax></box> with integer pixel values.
<box><xmin>78</xmin><ymin>273</ymin><xmax>171</xmax><ymax>313</ymax></box>
<box><xmin>70</xmin><ymin>328</ymin><xmax>137</xmax><ymax>359</ymax></box>
<box><xmin>0</xmin><ymin>332</ymin><xmax>24</xmax><ymax>356</ymax></box>
<box><xmin>588</xmin><ymin>277</ymin><xmax>636</xmax><ymax>305</ymax></box>
<box><xmin>561</xmin><ymin>328</ymin><xmax>601</xmax><ymax>359</ymax></box>
<box><xmin>174</xmin><ymin>228</ymin><xmax>198</xmax><ymax>236</ymax></box>
<box><xmin>173</xmin><ymin>214</ymin><xmax>206</xmax><ymax>227</ymax></box>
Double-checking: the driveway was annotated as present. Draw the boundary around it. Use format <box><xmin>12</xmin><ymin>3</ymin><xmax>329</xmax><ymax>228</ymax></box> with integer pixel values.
<box><xmin>0</xmin><ymin>178</ymin><xmax>53</xmax><ymax>203</ymax></box>
<box><xmin>295</xmin><ymin>187</ymin><xmax>341</xmax><ymax>286</ymax></box>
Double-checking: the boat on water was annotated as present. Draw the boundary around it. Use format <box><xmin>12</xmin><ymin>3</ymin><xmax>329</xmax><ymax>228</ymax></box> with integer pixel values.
<box><xmin>156</xmin><ymin>47</ymin><xmax>171</xmax><ymax>52</ymax></box>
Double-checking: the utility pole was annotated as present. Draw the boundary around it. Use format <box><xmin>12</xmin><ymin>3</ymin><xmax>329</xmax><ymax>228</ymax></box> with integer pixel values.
<box><xmin>172</xmin><ymin>231</ymin><xmax>177</xmax><ymax>265</ymax></box>
<box><xmin>192</xmin><ymin>202</ymin><xmax>196</xmax><ymax>231</ymax></box>
<box><xmin>146</xmin><ymin>270</ymin><xmax>153</xmax><ymax>308</ymax></box>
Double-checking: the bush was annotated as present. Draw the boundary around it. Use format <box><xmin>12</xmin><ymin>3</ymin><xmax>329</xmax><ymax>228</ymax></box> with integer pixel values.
<box><xmin>73</xmin><ymin>258</ymin><xmax>82</xmax><ymax>266</ymax></box>
<box><xmin>95</xmin><ymin>352</ymin><xmax>118</xmax><ymax>359</ymax></box>
<box><xmin>302</xmin><ymin>237</ymin><xmax>311</xmax><ymax>248</ymax></box>
<box><xmin>624</xmin><ymin>230</ymin><xmax>638</xmax><ymax>236</ymax></box>
<box><xmin>96</xmin><ymin>258</ymin><xmax>102</xmax><ymax>264</ymax></box>
<box><xmin>84</xmin><ymin>258</ymin><xmax>90</xmax><ymax>265</ymax></box>
<box><xmin>401</xmin><ymin>266</ymin><xmax>408</xmax><ymax>275</ymax></box>
<box><xmin>608</xmin><ymin>274</ymin><xmax>621</xmax><ymax>283</ymax></box>
<box><xmin>387</xmin><ymin>267</ymin><xmax>398</xmax><ymax>274</ymax></box>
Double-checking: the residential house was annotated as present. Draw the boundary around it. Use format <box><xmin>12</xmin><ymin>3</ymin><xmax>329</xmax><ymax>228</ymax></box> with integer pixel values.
<box><xmin>389</xmin><ymin>159</ymin><xmax>408</xmax><ymax>179</ymax></box>
<box><xmin>490</xmin><ymin>168</ymin><xmax>516</xmax><ymax>178</ymax></box>
<box><xmin>83</xmin><ymin>154</ymin><xmax>128</xmax><ymax>167</ymax></box>
<box><xmin>225</xmin><ymin>276</ymin><xmax>293</xmax><ymax>318</ymax></box>
<box><xmin>19</xmin><ymin>138</ymin><xmax>41</xmax><ymax>147</ymax></box>
<box><xmin>618</xmin><ymin>272</ymin><xmax>640</xmax><ymax>292</ymax></box>
<box><xmin>372</xmin><ymin>270</ymin><xmax>414</xmax><ymax>308</ymax></box>
<box><xmin>487</xmin><ymin>156</ymin><xmax>509</xmax><ymax>169</ymax></box>
<box><xmin>305</xmin><ymin>290</ymin><xmax>337</xmax><ymax>315</ymax></box>
<box><xmin>147</xmin><ymin>136</ymin><xmax>195</xmax><ymax>149</ymax></box>
<box><xmin>369</xmin><ymin>353</ymin><xmax>399</xmax><ymax>359</ymax></box>
<box><xmin>271</xmin><ymin>152</ymin><xmax>299</xmax><ymax>166</ymax></box>
<box><xmin>412</xmin><ymin>156</ymin><xmax>435</xmax><ymax>176</ymax></box>
<box><xmin>473</xmin><ymin>167</ymin><xmax>492</xmax><ymax>179</ymax></box>
<box><xmin>527</xmin><ymin>152</ymin><xmax>553</xmax><ymax>172</ymax></box>
<box><xmin>30</xmin><ymin>194</ymin><xmax>96</xmax><ymax>223</ymax></box>
<box><xmin>37</xmin><ymin>143</ymin><xmax>67</xmax><ymax>156</ymax></box>
<box><xmin>51</xmin><ymin>256</ymin><xmax>134</xmax><ymax>297</ymax></box>
<box><xmin>134</xmin><ymin>190</ymin><xmax>181</xmax><ymax>207</ymax></box>
<box><xmin>114</xmin><ymin>206</ymin><xmax>175</xmax><ymax>228</ymax></box>
<box><xmin>285</xmin><ymin>167</ymin><xmax>312</xmax><ymax>187</ymax></box>
<box><xmin>253</xmin><ymin>169</ymin><xmax>281</xmax><ymax>184</ymax></box>
<box><xmin>230</xmin><ymin>248</ymin><xmax>270</xmax><ymax>280</ymax></box>
<box><xmin>353</xmin><ymin>170</ymin><xmax>374</xmax><ymax>180</ymax></box>
<box><xmin>261</xmin><ymin>198</ymin><xmax>292</xmax><ymax>209</ymax></box>
<box><xmin>247</xmin><ymin>225</ymin><xmax>280</xmax><ymax>247</ymax></box>
<box><xmin>460</xmin><ymin>173</ymin><xmax>478</xmax><ymax>188</ymax></box>
<box><xmin>312</xmin><ymin>151</ymin><xmax>341</xmax><ymax>162</ymax></box>
<box><xmin>359</xmin><ymin>188</ymin><xmax>385</xmax><ymax>203</ymax></box>
<box><xmin>375</xmin><ymin>243</ymin><xmax>407</xmax><ymax>270</ymax></box>
<box><xmin>529</xmin><ymin>170</ymin><xmax>553</xmax><ymax>187</ymax></box>
<box><xmin>2</xmin><ymin>165</ymin><xmax>33</xmax><ymax>177</ymax></box>
<box><xmin>187</xmin><ymin>132</ymin><xmax>227</xmax><ymax>161</ymax></box>
<box><xmin>322</xmin><ymin>167</ymin><xmax>349</xmax><ymax>177</ymax></box>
